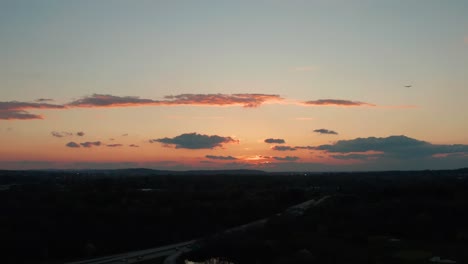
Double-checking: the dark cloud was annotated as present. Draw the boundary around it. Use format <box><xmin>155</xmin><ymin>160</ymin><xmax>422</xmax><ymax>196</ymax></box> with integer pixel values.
<box><xmin>303</xmin><ymin>99</ymin><xmax>375</xmax><ymax>107</ymax></box>
<box><xmin>273</xmin><ymin>156</ymin><xmax>300</xmax><ymax>161</ymax></box>
<box><xmin>313</xmin><ymin>129</ymin><xmax>338</xmax><ymax>135</ymax></box>
<box><xmin>107</xmin><ymin>144</ymin><xmax>123</xmax><ymax>147</ymax></box>
<box><xmin>66</xmin><ymin>142</ymin><xmax>80</xmax><ymax>148</ymax></box>
<box><xmin>294</xmin><ymin>146</ymin><xmax>316</xmax><ymax>150</ymax></box>
<box><xmin>150</xmin><ymin>133</ymin><xmax>238</xmax><ymax>149</ymax></box>
<box><xmin>271</xmin><ymin>145</ymin><xmax>297</xmax><ymax>151</ymax></box>
<box><xmin>51</xmin><ymin>131</ymin><xmax>73</xmax><ymax>138</ymax></box>
<box><xmin>67</xmin><ymin>94</ymin><xmax>155</xmax><ymax>107</ymax></box>
<box><xmin>80</xmin><ymin>141</ymin><xmax>102</xmax><ymax>148</ymax></box>
<box><xmin>331</xmin><ymin>153</ymin><xmax>384</xmax><ymax>160</ymax></box>
<box><xmin>264</xmin><ymin>138</ymin><xmax>286</xmax><ymax>144</ymax></box>
<box><xmin>0</xmin><ymin>101</ymin><xmax>65</xmax><ymax>110</ymax></box>
<box><xmin>316</xmin><ymin>135</ymin><xmax>468</xmax><ymax>158</ymax></box>
<box><xmin>0</xmin><ymin>101</ymin><xmax>65</xmax><ymax>120</ymax></box>
<box><xmin>76</xmin><ymin>131</ymin><xmax>85</xmax><ymax>137</ymax></box>
<box><xmin>67</xmin><ymin>93</ymin><xmax>282</xmax><ymax>108</ymax></box>
<box><xmin>122</xmin><ymin>134</ymin><xmax>129</xmax><ymax>137</ymax></box>
<box><xmin>205</xmin><ymin>155</ymin><xmax>237</xmax><ymax>160</ymax></box>
<box><xmin>0</xmin><ymin>110</ymin><xmax>43</xmax><ymax>120</ymax></box>
<box><xmin>129</xmin><ymin>144</ymin><xmax>139</xmax><ymax>148</ymax></box>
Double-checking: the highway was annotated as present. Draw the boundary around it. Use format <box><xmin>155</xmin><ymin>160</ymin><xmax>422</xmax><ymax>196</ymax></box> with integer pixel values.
<box><xmin>66</xmin><ymin>195</ymin><xmax>331</xmax><ymax>264</ymax></box>
<box><xmin>66</xmin><ymin>240</ymin><xmax>196</xmax><ymax>264</ymax></box>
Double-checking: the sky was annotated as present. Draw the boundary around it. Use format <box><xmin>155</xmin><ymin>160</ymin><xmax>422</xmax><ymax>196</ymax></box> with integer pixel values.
<box><xmin>1</xmin><ymin>0</ymin><xmax>468</xmax><ymax>171</ymax></box>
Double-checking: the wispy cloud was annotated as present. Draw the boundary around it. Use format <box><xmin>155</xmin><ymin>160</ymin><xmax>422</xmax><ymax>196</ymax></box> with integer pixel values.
<box><xmin>303</xmin><ymin>99</ymin><xmax>375</xmax><ymax>107</ymax></box>
<box><xmin>0</xmin><ymin>101</ymin><xmax>65</xmax><ymax>120</ymax></box>
<box><xmin>271</xmin><ymin>145</ymin><xmax>297</xmax><ymax>151</ymax></box>
<box><xmin>313</xmin><ymin>129</ymin><xmax>338</xmax><ymax>135</ymax></box>
<box><xmin>150</xmin><ymin>132</ymin><xmax>238</xmax><ymax>149</ymax></box>
<box><xmin>107</xmin><ymin>144</ymin><xmax>123</xmax><ymax>147</ymax></box>
<box><xmin>52</xmin><ymin>131</ymin><xmax>85</xmax><ymax>137</ymax></box>
<box><xmin>67</xmin><ymin>93</ymin><xmax>283</xmax><ymax>108</ymax></box>
<box><xmin>0</xmin><ymin>110</ymin><xmax>43</xmax><ymax>120</ymax></box>
<box><xmin>51</xmin><ymin>131</ymin><xmax>73</xmax><ymax>138</ymax></box>
<box><xmin>205</xmin><ymin>155</ymin><xmax>238</xmax><ymax>160</ymax></box>
<box><xmin>129</xmin><ymin>144</ymin><xmax>139</xmax><ymax>148</ymax></box>
<box><xmin>264</xmin><ymin>138</ymin><xmax>286</xmax><ymax>144</ymax></box>
<box><xmin>35</xmin><ymin>98</ymin><xmax>54</xmax><ymax>102</ymax></box>
<box><xmin>464</xmin><ymin>36</ymin><xmax>468</xmax><ymax>44</ymax></box>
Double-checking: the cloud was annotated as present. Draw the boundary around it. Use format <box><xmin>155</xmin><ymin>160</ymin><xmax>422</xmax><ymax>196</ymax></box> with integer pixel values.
<box><xmin>205</xmin><ymin>155</ymin><xmax>238</xmax><ymax>160</ymax></box>
<box><xmin>264</xmin><ymin>138</ymin><xmax>286</xmax><ymax>144</ymax></box>
<box><xmin>80</xmin><ymin>141</ymin><xmax>102</xmax><ymax>148</ymax></box>
<box><xmin>303</xmin><ymin>99</ymin><xmax>375</xmax><ymax>107</ymax></box>
<box><xmin>313</xmin><ymin>129</ymin><xmax>338</xmax><ymax>135</ymax></box>
<box><xmin>271</xmin><ymin>145</ymin><xmax>297</xmax><ymax>151</ymax></box>
<box><xmin>315</xmin><ymin>135</ymin><xmax>468</xmax><ymax>158</ymax></box>
<box><xmin>129</xmin><ymin>144</ymin><xmax>139</xmax><ymax>147</ymax></box>
<box><xmin>294</xmin><ymin>146</ymin><xmax>316</xmax><ymax>150</ymax></box>
<box><xmin>0</xmin><ymin>110</ymin><xmax>43</xmax><ymax>120</ymax></box>
<box><xmin>52</xmin><ymin>131</ymin><xmax>85</xmax><ymax>137</ymax></box>
<box><xmin>35</xmin><ymin>98</ymin><xmax>54</xmax><ymax>102</ymax></box>
<box><xmin>0</xmin><ymin>101</ymin><xmax>65</xmax><ymax>120</ymax></box>
<box><xmin>150</xmin><ymin>132</ymin><xmax>238</xmax><ymax>149</ymax></box>
<box><xmin>122</xmin><ymin>133</ymin><xmax>129</xmax><ymax>136</ymax></box>
<box><xmin>107</xmin><ymin>144</ymin><xmax>123</xmax><ymax>147</ymax></box>
<box><xmin>67</xmin><ymin>93</ymin><xmax>283</xmax><ymax>108</ymax></box>
<box><xmin>464</xmin><ymin>36</ymin><xmax>468</xmax><ymax>44</ymax></box>
<box><xmin>66</xmin><ymin>142</ymin><xmax>80</xmax><ymax>148</ymax></box>
<box><xmin>273</xmin><ymin>156</ymin><xmax>300</xmax><ymax>161</ymax></box>
<box><xmin>67</xmin><ymin>94</ymin><xmax>156</xmax><ymax>107</ymax></box>
<box><xmin>330</xmin><ymin>153</ymin><xmax>384</xmax><ymax>160</ymax></box>
<box><xmin>51</xmin><ymin>131</ymin><xmax>73</xmax><ymax>138</ymax></box>
<box><xmin>0</xmin><ymin>101</ymin><xmax>65</xmax><ymax>111</ymax></box>
<box><xmin>162</xmin><ymin>94</ymin><xmax>282</xmax><ymax>108</ymax></box>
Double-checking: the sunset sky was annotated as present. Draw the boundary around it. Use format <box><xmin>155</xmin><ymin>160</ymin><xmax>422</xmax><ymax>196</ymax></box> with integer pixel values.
<box><xmin>1</xmin><ymin>0</ymin><xmax>467</xmax><ymax>171</ymax></box>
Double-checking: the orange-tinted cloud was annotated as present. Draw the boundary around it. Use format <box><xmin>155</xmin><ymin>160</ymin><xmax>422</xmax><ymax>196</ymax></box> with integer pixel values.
<box><xmin>303</xmin><ymin>99</ymin><xmax>375</xmax><ymax>107</ymax></box>
<box><xmin>0</xmin><ymin>101</ymin><xmax>65</xmax><ymax>120</ymax></box>
<box><xmin>67</xmin><ymin>93</ymin><xmax>283</xmax><ymax>108</ymax></box>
